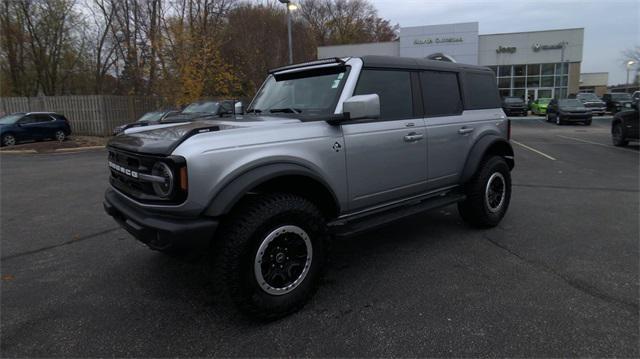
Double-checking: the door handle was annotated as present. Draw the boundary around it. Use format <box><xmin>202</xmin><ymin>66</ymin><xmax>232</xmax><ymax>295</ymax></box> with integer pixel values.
<box><xmin>404</xmin><ymin>132</ymin><xmax>424</xmax><ymax>142</ymax></box>
<box><xmin>458</xmin><ymin>127</ymin><xmax>474</xmax><ymax>135</ymax></box>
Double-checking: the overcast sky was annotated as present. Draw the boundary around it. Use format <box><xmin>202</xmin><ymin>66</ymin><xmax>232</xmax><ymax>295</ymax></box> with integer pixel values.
<box><xmin>369</xmin><ymin>0</ymin><xmax>639</xmax><ymax>85</ymax></box>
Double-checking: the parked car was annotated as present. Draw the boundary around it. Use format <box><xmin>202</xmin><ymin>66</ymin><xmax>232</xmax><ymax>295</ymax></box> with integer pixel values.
<box><xmin>632</xmin><ymin>91</ymin><xmax>639</xmax><ymax>102</ymax></box>
<box><xmin>602</xmin><ymin>93</ymin><xmax>633</xmax><ymax>114</ymax></box>
<box><xmin>611</xmin><ymin>99</ymin><xmax>639</xmax><ymax>146</ymax></box>
<box><xmin>104</xmin><ymin>56</ymin><xmax>514</xmax><ymax>320</ymax></box>
<box><xmin>0</xmin><ymin>112</ymin><xmax>71</xmax><ymax>147</ymax></box>
<box><xmin>501</xmin><ymin>96</ymin><xmax>528</xmax><ymax>116</ymax></box>
<box><xmin>112</xmin><ymin>109</ymin><xmax>179</xmax><ymax>135</ymax></box>
<box><xmin>161</xmin><ymin>100</ymin><xmax>235</xmax><ymax>123</ymax></box>
<box><xmin>530</xmin><ymin>98</ymin><xmax>551</xmax><ymax>115</ymax></box>
<box><xmin>575</xmin><ymin>93</ymin><xmax>607</xmax><ymax>116</ymax></box>
<box><xmin>546</xmin><ymin>99</ymin><xmax>592</xmax><ymax>125</ymax></box>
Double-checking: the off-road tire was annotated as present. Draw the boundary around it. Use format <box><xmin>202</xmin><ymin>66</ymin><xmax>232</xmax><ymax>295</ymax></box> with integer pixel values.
<box><xmin>216</xmin><ymin>193</ymin><xmax>327</xmax><ymax>321</ymax></box>
<box><xmin>458</xmin><ymin>156</ymin><xmax>511</xmax><ymax>228</ymax></box>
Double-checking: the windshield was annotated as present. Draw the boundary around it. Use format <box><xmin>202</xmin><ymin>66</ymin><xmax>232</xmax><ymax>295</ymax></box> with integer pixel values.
<box><xmin>537</xmin><ymin>98</ymin><xmax>551</xmax><ymax>104</ymax></box>
<box><xmin>183</xmin><ymin>102</ymin><xmax>219</xmax><ymax>114</ymax></box>
<box><xmin>611</xmin><ymin>93</ymin><xmax>632</xmax><ymax>101</ymax></box>
<box><xmin>137</xmin><ymin>111</ymin><xmax>164</xmax><ymax>122</ymax></box>
<box><xmin>576</xmin><ymin>93</ymin><xmax>600</xmax><ymax>101</ymax></box>
<box><xmin>559</xmin><ymin>99</ymin><xmax>583</xmax><ymax>107</ymax></box>
<box><xmin>248</xmin><ymin>66</ymin><xmax>350</xmax><ymax>117</ymax></box>
<box><xmin>0</xmin><ymin>114</ymin><xmax>24</xmax><ymax>125</ymax></box>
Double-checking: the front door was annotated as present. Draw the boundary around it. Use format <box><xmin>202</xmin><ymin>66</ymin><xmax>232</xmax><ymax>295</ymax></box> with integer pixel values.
<box><xmin>342</xmin><ymin>69</ymin><xmax>427</xmax><ymax>211</ymax></box>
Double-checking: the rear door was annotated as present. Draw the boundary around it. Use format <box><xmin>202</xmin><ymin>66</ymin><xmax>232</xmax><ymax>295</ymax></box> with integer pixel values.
<box><xmin>24</xmin><ymin>114</ymin><xmax>55</xmax><ymax>138</ymax></box>
<box><xmin>342</xmin><ymin>69</ymin><xmax>427</xmax><ymax>210</ymax></box>
<box><xmin>421</xmin><ymin>70</ymin><xmax>469</xmax><ymax>189</ymax></box>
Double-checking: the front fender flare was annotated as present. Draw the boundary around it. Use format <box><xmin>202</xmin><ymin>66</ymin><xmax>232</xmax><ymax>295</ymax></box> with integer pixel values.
<box><xmin>203</xmin><ymin>162</ymin><xmax>338</xmax><ymax>217</ymax></box>
<box><xmin>460</xmin><ymin>135</ymin><xmax>514</xmax><ymax>183</ymax></box>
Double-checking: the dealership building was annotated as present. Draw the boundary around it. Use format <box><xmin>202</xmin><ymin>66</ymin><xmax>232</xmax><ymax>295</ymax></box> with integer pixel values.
<box><xmin>318</xmin><ymin>22</ymin><xmax>584</xmax><ymax>100</ymax></box>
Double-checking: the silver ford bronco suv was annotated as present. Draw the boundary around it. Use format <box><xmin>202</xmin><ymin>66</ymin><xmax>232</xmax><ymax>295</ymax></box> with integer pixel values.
<box><xmin>104</xmin><ymin>56</ymin><xmax>514</xmax><ymax>320</ymax></box>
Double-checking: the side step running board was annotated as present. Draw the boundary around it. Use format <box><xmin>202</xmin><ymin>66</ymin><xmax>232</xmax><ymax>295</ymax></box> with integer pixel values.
<box><xmin>328</xmin><ymin>192</ymin><xmax>466</xmax><ymax>238</ymax></box>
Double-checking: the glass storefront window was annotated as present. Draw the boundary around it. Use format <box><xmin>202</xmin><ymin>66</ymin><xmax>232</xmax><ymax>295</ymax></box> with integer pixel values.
<box><xmin>527</xmin><ymin>64</ymin><xmax>540</xmax><ymax>76</ymax></box>
<box><xmin>555</xmin><ymin>76</ymin><xmax>568</xmax><ymax>87</ymax></box>
<box><xmin>527</xmin><ymin>77</ymin><xmax>540</xmax><ymax>87</ymax></box>
<box><xmin>498</xmin><ymin>77</ymin><xmax>511</xmax><ymax>88</ymax></box>
<box><xmin>554</xmin><ymin>88</ymin><xmax>567</xmax><ymax>99</ymax></box>
<box><xmin>541</xmin><ymin>76</ymin><xmax>554</xmax><ymax>87</ymax></box>
<box><xmin>556</xmin><ymin>63</ymin><xmax>568</xmax><ymax>76</ymax></box>
<box><xmin>513</xmin><ymin>65</ymin><xmax>526</xmax><ymax>76</ymax></box>
<box><xmin>542</xmin><ymin>64</ymin><xmax>555</xmax><ymax>76</ymax></box>
<box><xmin>513</xmin><ymin>77</ymin><xmax>525</xmax><ymax>88</ymax></box>
<box><xmin>498</xmin><ymin>65</ymin><xmax>511</xmax><ymax>77</ymax></box>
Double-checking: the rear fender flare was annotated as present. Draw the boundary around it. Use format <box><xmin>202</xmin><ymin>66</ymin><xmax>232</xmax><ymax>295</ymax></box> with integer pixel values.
<box><xmin>461</xmin><ymin>135</ymin><xmax>514</xmax><ymax>183</ymax></box>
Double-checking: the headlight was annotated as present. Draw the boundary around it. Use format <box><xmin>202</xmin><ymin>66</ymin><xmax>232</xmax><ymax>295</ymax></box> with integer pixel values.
<box><xmin>151</xmin><ymin>161</ymin><xmax>174</xmax><ymax>198</ymax></box>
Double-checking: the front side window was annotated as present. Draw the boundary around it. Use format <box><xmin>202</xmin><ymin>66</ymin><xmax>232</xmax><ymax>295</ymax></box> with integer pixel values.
<box><xmin>421</xmin><ymin>71</ymin><xmax>462</xmax><ymax>117</ymax></box>
<box><xmin>138</xmin><ymin>112</ymin><xmax>164</xmax><ymax>122</ymax></box>
<box><xmin>354</xmin><ymin>69</ymin><xmax>413</xmax><ymax>121</ymax></box>
<box><xmin>249</xmin><ymin>66</ymin><xmax>350</xmax><ymax>118</ymax></box>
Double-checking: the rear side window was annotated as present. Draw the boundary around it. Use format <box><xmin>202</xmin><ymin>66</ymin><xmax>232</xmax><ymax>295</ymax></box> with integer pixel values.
<box><xmin>26</xmin><ymin>114</ymin><xmax>53</xmax><ymax>123</ymax></box>
<box><xmin>354</xmin><ymin>69</ymin><xmax>413</xmax><ymax>120</ymax></box>
<box><xmin>463</xmin><ymin>72</ymin><xmax>501</xmax><ymax>110</ymax></box>
<box><xmin>421</xmin><ymin>71</ymin><xmax>463</xmax><ymax>117</ymax></box>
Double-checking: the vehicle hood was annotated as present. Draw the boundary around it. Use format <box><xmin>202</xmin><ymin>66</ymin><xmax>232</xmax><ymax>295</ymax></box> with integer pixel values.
<box><xmin>108</xmin><ymin>116</ymin><xmax>301</xmax><ymax>156</ymax></box>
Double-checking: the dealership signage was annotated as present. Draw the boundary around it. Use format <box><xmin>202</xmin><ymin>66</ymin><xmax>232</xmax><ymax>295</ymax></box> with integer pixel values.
<box><xmin>532</xmin><ymin>41</ymin><xmax>568</xmax><ymax>52</ymax></box>
<box><xmin>496</xmin><ymin>46</ymin><xmax>516</xmax><ymax>54</ymax></box>
<box><xmin>414</xmin><ymin>37</ymin><xmax>463</xmax><ymax>45</ymax></box>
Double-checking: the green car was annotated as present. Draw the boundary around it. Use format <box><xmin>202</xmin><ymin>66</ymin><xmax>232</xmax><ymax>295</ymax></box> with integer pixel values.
<box><xmin>531</xmin><ymin>98</ymin><xmax>551</xmax><ymax>115</ymax></box>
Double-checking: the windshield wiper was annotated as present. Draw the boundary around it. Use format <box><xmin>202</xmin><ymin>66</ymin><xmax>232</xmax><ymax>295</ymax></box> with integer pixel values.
<box><xmin>269</xmin><ymin>108</ymin><xmax>302</xmax><ymax>114</ymax></box>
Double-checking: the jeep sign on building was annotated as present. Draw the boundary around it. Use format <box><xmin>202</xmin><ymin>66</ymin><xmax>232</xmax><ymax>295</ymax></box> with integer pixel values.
<box><xmin>317</xmin><ymin>22</ymin><xmax>584</xmax><ymax>100</ymax></box>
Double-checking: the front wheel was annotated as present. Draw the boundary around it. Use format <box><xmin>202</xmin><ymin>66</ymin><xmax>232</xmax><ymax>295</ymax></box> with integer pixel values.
<box><xmin>612</xmin><ymin>123</ymin><xmax>628</xmax><ymax>147</ymax></box>
<box><xmin>217</xmin><ymin>193</ymin><xmax>327</xmax><ymax>320</ymax></box>
<box><xmin>584</xmin><ymin>119</ymin><xmax>592</xmax><ymax>126</ymax></box>
<box><xmin>458</xmin><ymin>156</ymin><xmax>511</xmax><ymax>228</ymax></box>
<box><xmin>1</xmin><ymin>134</ymin><xmax>16</xmax><ymax>147</ymax></box>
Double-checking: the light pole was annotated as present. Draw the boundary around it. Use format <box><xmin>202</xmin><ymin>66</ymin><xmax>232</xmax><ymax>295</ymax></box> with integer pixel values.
<box><xmin>278</xmin><ymin>0</ymin><xmax>298</xmax><ymax>64</ymax></box>
<box><xmin>626</xmin><ymin>60</ymin><xmax>636</xmax><ymax>93</ymax></box>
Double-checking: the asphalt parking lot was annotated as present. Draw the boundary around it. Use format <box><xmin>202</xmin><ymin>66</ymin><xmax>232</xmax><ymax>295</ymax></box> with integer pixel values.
<box><xmin>1</xmin><ymin>116</ymin><xmax>638</xmax><ymax>357</ymax></box>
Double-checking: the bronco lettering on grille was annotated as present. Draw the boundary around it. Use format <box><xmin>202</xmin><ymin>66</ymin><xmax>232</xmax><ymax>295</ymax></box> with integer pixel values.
<box><xmin>109</xmin><ymin>161</ymin><xmax>139</xmax><ymax>179</ymax></box>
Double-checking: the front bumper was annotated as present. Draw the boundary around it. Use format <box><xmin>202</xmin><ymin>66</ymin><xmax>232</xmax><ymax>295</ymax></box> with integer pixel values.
<box><xmin>560</xmin><ymin>113</ymin><xmax>592</xmax><ymax>121</ymax></box>
<box><xmin>103</xmin><ymin>189</ymin><xmax>218</xmax><ymax>251</ymax></box>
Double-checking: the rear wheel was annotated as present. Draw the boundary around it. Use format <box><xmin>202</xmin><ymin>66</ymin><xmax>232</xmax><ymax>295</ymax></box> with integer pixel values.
<box><xmin>216</xmin><ymin>193</ymin><xmax>327</xmax><ymax>320</ymax></box>
<box><xmin>458</xmin><ymin>156</ymin><xmax>511</xmax><ymax>228</ymax></box>
<box><xmin>1</xmin><ymin>134</ymin><xmax>16</xmax><ymax>147</ymax></box>
<box><xmin>612</xmin><ymin>123</ymin><xmax>628</xmax><ymax>146</ymax></box>
<box><xmin>54</xmin><ymin>130</ymin><xmax>66</xmax><ymax>142</ymax></box>
<box><xmin>584</xmin><ymin>119</ymin><xmax>592</xmax><ymax>126</ymax></box>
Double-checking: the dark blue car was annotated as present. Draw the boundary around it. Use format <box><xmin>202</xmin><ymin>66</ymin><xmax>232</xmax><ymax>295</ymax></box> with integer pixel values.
<box><xmin>0</xmin><ymin>112</ymin><xmax>71</xmax><ymax>147</ymax></box>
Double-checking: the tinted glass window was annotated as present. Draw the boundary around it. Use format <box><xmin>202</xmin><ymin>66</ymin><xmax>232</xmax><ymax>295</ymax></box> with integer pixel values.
<box><xmin>354</xmin><ymin>69</ymin><xmax>412</xmax><ymax>120</ymax></box>
<box><xmin>463</xmin><ymin>72</ymin><xmax>501</xmax><ymax>110</ymax></box>
<box><xmin>25</xmin><ymin>114</ymin><xmax>52</xmax><ymax>123</ymax></box>
<box><xmin>421</xmin><ymin>71</ymin><xmax>462</xmax><ymax>117</ymax></box>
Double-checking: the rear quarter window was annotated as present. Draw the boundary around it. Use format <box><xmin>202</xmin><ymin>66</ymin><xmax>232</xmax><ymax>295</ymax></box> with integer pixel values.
<box><xmin>463</xmin><ymin>71</ymin><xmax>501</xmax><ymax>110</ymax></box>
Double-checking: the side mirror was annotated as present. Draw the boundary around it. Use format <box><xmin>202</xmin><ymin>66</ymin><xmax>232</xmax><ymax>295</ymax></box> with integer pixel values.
<box><xmin>342</xmin><ymin>94</ymin><xmax>380</xmax><ymax>121</ymax></box>
<box><xmin>234</xmin><ymin>102</ymin><xmax>243</xmax><ymax>115</ymax></box>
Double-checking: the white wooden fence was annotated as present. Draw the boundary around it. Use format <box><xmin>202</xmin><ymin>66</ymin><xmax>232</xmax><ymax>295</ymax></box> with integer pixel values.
<box><xmin>0</xmin><ymin>96</ymin><xmax>166</xmax><ymax>136</ymax></box>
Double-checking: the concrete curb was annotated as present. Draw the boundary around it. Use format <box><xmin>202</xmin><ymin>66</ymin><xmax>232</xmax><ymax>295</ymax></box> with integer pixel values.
<box><xmin>0</xmin><ymin>145</ymin><xmax>105</xmax><ymax>155</ymax></box>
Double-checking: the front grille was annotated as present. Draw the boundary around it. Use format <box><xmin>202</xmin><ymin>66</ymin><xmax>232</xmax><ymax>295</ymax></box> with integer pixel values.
<box><xmin>108</xmin><ymin>149</ymin><xmax>164</xmax><ymax>202</ymax></box>
<box><xmin>584</xmin><ymin>103</ymin><xmax>604</xmax><ymax>108</ymax></box>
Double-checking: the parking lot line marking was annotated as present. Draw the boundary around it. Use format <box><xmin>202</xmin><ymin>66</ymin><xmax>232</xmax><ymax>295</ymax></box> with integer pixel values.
<box><xmin>557</xmin><ymin>135</ymin><xmax>639</xmax><ymax>154</ymax></box>
<box><xmin>511</xmin><ymin>140</ymin><xmax>557</xmax><ymax>161</ymax></box>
